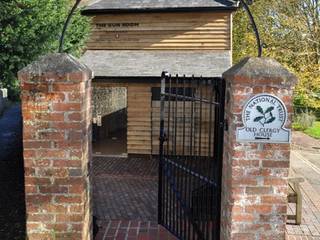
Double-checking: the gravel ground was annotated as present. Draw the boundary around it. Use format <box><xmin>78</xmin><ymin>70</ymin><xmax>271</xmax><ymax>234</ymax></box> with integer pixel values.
<box><xmin>0</xmin><ymin>104</ymin><xmax>25</xmax><ymax>240</ymax></box>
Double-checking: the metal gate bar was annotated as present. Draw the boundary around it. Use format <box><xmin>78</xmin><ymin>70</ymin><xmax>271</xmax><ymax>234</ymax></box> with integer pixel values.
<box><xmin>158</xmin><ymin>72</ymin><xmax>226</xmax><ymax>240</ymax></box>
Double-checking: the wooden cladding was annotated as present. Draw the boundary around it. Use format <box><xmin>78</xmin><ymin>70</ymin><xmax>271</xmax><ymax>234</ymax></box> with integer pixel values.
<box><xmin>94</xmin><ymin>82</ymin><xmax>218</xmax><ymax>156</ymax></box>
<box><xmin>87</xmin><ymin>12</ymin><xmax>231</xmax><ymax>50</ymax></box>
<box><xmin>151</xmin><ymin>100</ymin><xmax>215</xmax><ymax>156</ymax></box>
<box><xmin>152</xmin><ymin>101</ymin><xmax>214</xmax><ymax>156</ymax></box>
<box><xmin>127</xmin><ymin>85</ymin><xmax>152</xmax><ymax>155</ymax></box>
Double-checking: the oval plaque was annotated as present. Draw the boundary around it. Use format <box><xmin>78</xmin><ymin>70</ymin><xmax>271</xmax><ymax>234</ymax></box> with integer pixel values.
<box><xmin>236</xmin><ymin>94</ymin><xmax>291</xmax><ymax>143</ymax></box>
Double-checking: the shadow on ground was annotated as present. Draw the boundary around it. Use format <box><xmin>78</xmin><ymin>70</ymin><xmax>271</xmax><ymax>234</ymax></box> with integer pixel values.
<box><xmin>92</xmin><ymin>157</ymin><xmax>158</xmax><ymax>221</ymax></box>
<box><xmin>0</xmin><ymin>104</ymin><xmax>26</xmax><ymax>239</ymax></box>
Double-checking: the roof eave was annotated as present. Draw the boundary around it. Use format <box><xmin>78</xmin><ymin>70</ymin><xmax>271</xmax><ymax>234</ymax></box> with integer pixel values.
<box><xmin>81</xmin><ymin>6</ymin><xmax>239</xmax><ymax>16</ymax></box>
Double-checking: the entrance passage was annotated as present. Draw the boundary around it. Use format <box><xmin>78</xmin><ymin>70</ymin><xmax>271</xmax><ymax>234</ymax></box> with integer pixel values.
<box><xmin>92</xmin><ymin>156</ymin><xmax>178</xmax><ymax>240</ymax></box>
<box><xmin>92</xmin><ymin>87</ymin><xmax>127</xmax><ymax>156</ymax></box>
<box><xmin>92</xmin><ymin>156</ymin><xmax>158</xmax><ymax>220</ymax></box>
<box><xmin>158</xmin><ymin>73</ymin><xmax>226</xmax><ymax>240</ymax></box>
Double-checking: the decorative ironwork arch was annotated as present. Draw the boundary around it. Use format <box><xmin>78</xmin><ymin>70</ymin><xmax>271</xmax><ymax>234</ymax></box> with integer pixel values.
<box><xmin>58</xmin><ymin>0</ymin><xmax>82</xmax><ymax>53</ymax></box>
<box><xmin>239</xmin><ymin>0</ymin><xmax>263</xmax><ymax>57</ymax></box>
<box><xmin>59</xmin><ymin>1</ymin><xmax>263</xmax><ymax>57</ymax></box>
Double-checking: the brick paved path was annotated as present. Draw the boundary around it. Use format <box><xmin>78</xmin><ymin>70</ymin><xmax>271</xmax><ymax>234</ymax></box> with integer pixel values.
<box><xmin>93</xmin><ymin>175</ymin><xmax>158</xmax><ymax>221</ymax></box>
<box><xmin>92</xmin><ymin>157</ymin><xmax>179</xmax><ymax>239</ymax></box>
<box><xmin>92</xmin><ymin>157</ymin><xmax>158</xmax><ymax>221</ymax></box>
<box><xmin>93</xmin><ymin>156</ymin><xmax>320</xmax><ymax>240</ymax></box>
<box><xmin>92</xmin><ymin>157</ymin><xmax>158</xmax><ymax>178</ymax></box>
<box><xmin>286</xmin><ymin>180</ymin><xmax>320</xmax><ymax>239</ymax></box>
<box><xmin>95</xmin><ymin>220</ymin><xmax>177</xmax><ymax>240</ymax></box>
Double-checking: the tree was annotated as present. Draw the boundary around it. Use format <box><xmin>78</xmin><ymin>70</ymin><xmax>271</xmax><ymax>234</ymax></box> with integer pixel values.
<box><xmin>233</xmin><ymin>0</ymin><xmax>320</xmax><ymax>110</ymax></box>
<box><xmin>0</xmin><ymin>0</ymin><xmax>90</xmax><ymax>99</ymax></box>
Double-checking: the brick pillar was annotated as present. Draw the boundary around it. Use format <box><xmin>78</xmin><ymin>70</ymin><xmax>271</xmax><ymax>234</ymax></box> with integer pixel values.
<box><xmin>18</xmin><ymin>53</ymin><xmax>93</xmax><ymax>240</ymax></box>
<box><xmin>220</xmin><ymin>57</ymin><xmax>297</xmax><ymax>239</ymax></box>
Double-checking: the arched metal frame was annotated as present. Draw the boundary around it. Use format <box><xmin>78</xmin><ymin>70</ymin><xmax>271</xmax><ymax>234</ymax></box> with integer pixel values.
<box><xmin>239</xmin><ymin>0</ymin><xmax>263</xmax><ymax>57</ymax></box>
<box><xmin>59</xmin><ymin>0</ymin><xmax>263</xmax><ymax>57</ymax></box>
<box><xmin>59</xmin><ymin>0</ymin><xmax>82</xmax><ymax>53</ymax></box>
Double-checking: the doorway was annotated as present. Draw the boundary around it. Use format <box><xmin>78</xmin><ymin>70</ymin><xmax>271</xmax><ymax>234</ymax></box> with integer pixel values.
<box><xmin>92</xmin><ymin>86</ymin><xmax>127</xmax><ymax>156</ymax></box>
<box><xmin>91</xmin><ymin>84</ymin><xmax>176</xmax><ymax>239</ymax></box>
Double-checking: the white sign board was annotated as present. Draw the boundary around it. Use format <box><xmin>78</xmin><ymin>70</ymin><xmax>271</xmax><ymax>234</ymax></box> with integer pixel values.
<box><xmin>236</xmin><ymin>94</ymin><xmax>291</xmax><ymax>143</ymax></box>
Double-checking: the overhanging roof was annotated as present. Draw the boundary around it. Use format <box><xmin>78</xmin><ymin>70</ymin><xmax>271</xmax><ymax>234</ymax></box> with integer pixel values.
<box><xmin>82</xmin><ymin>0</ymin><xmax>238</xmax><ymax>15</ymax></box>
<box><xmin>80</xmin><ymin>50</ymin><xmax>231</xmax><ymax>78</ymax></box>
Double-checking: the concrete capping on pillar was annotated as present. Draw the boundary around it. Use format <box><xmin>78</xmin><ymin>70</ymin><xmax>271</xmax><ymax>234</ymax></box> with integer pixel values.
<box><xmin>220</xmin><ymin>57</ymin><xmax>297</xmax><ymax>240</ymax></box>
<box><xmin>18</xmin><ymin>53</ymin><xmax>93</xmax><ymax>83</ymax></box>
<box><xmin>18</xmin><ymin>53</ymin><xmax>93</xmax><ymax>240</ymax></box>
<box><xmin>223</xmin><ymin>57</ymin><xmax>297</xmax><ymax>87</ymax></box>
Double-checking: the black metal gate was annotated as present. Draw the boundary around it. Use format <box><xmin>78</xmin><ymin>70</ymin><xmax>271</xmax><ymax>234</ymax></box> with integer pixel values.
<box><xmin>158</xmin><ymin>72</ymin><xmax>226</xmax><ymax>240</ymax></box>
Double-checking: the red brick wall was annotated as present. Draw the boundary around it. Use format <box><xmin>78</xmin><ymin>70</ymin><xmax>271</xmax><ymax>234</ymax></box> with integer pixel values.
<box><xmin>221</xmin><ymin>57</ymin><xmax>297</xmax><ymax>240</ymax></box>
<box><xmin>18</xmin><ymin>53</ymin><xmax>93</xmax><ymax>240</ymax></box>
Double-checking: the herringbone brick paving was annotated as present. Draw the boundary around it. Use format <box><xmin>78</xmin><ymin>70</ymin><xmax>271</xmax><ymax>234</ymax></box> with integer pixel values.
<box><xmin>93</xmin><ymin>175</ymin><xmax>158</xmax><ymax>221</ymax></box>
<box><xmin>92</xmin><ymin>157</ymin><xmax>158</xmax><ymax>221</ymax></box>
<box><xmin>93</xmin><ymin>156</ymin><xmax>320</xmax><ymax>240</ymax></box>
<box><xmin>93</xmin><ymin>157</ymin><xmax>178</xmax><ymax>239</ymax></box>
<box><xmin>92</xmin><ymin>156</ymin><xmax>158</xmax><ymax>178</ymax></box>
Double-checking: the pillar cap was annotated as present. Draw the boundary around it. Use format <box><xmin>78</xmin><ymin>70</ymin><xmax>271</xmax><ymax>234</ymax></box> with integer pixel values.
<box><xmin>223</xmin><ymin>57</ymin><xmax>297</xmax><ymax>86</ymax></box>
<box><xmin>18</xmin><ymin>53</ymin><xmax>93</xmax><ymax>82</ymax></box>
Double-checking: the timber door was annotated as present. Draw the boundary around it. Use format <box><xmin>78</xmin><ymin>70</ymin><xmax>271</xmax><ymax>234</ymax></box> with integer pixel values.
<box><xmin>158</xmin><ymin>72</ymin><xmax>226</xmax><ymax>240</ymax></box>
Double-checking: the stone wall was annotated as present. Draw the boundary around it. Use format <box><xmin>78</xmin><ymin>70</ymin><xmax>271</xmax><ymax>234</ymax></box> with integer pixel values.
<box><xmin>92</xmin><ymin>86</ymin><xmax>127</xmax><ymax>140</ymax></box>
<box><xmin>92</xmin><ymin>86</ymin><xmax>126</xmax><ymax>119</ymax></box>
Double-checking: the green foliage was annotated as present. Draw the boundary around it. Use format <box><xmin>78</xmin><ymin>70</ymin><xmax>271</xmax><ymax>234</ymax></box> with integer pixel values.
<box><xmin>233</xmin><ymin>0</ymin><xmax>320</xmax><ymax>110</ymax></box>
<box><xmin>304</xmin><ymin>121</ymin><xmax>320</xmax><ymax>139</ymax></box>
<box><xmin>294</xmin><ymin>65</ymin><xmax>320</xmax><ymax>109</ymax></box>
<box><xmin>0</xmin><ymin>0</ymin><xmax>90</xmax><ymax>100</ymax></box>
<box><xmin>293</xmin><ymin>111</ymin><xmax>316</xmax><ymax>130</ymax></box>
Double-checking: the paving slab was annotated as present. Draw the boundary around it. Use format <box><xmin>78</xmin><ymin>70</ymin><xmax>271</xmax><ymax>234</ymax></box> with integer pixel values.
<box><xmin>292</xmin><ymin>131</ymin><xmax>320</xmax><ymax>153</ymax></box>
<box><xmin>287</xmin><ymin>150</ymin><xmax>320</xmax><ymax>239</ymax></box>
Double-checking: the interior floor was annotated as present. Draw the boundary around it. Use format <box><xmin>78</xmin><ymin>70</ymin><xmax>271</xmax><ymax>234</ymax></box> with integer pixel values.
<box><xmin>93</xmin><ymin>129</ymin><xmax>127</xmax><ymax>156</ymax></box>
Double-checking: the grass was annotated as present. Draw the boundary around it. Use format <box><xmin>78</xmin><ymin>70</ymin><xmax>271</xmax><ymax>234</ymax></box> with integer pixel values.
<box><xmin>293</xmin><ymin>122</ymin><xmax>304</xmax><ymax>131</ymax></box>
<box><xmin>304</xmin><ymin>121</ymin><xmax>320</xmax><ymax>139</ymax></box>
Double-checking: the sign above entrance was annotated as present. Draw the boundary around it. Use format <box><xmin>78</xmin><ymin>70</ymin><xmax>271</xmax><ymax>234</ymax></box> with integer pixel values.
<box><xmin>236</xmin><ymin>94</ymin><xmax>291</xmax><ymax>143</ymax></box>
<box><xmin>95</xmin><ymin>22</ymin><xmax>140</xmax><ymax>29</ymax></box>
